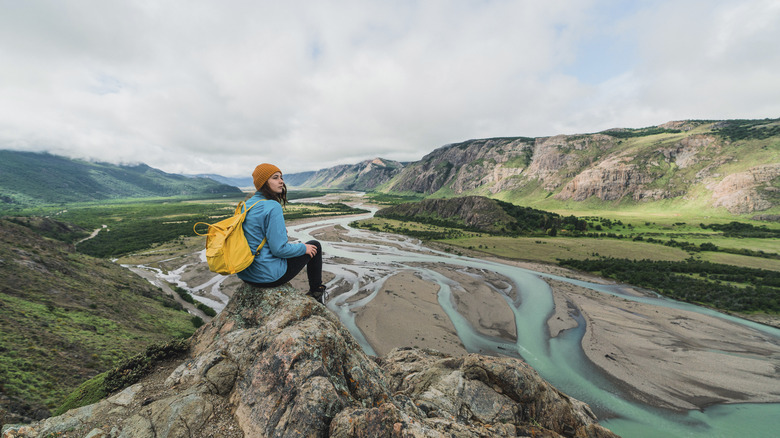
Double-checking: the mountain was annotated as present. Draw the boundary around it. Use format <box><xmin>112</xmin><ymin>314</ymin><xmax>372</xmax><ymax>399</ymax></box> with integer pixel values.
<box><xmin>282</xmin><ymin>170</ymin><xmax>316</xmax><ymax>187</ymax></box>
<box><xmin>5</xmin><ymin>283</ymin><xmax>619</xmax><ymax>437</ymax></box>
<box><xmin>0</xmin><ymin>151</ymin><xmax>241</xmax><ymax>209</ymax></box>
<box><xmin>185</xmin><ymin>173</ymin><xmax>253</xmax><ymax>189</ymax></box>
<box><xmin>381</xmin><ymin>119</ymin><xmax>780</xmax><ymax>215</ymax></box>
<box><xmin>184</xmin><ymin>172</ymin><xmax>317</xmax><ymax>190</ymax></box>
<box><xmin>289</xmin><ymin>157</ymin><xmax>404</xmax><ymax>190</ymax></box>
<box><xmin>0</xmin><ymin>218</ymin><xmax>197</xmax><ymax>426</ymax></box>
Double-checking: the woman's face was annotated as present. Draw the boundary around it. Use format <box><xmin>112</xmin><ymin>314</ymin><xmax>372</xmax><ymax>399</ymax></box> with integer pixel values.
<box><xmin>266</xmin><ymin>172</ymin><xmax>285</xmax><ymax>194</ymax></box>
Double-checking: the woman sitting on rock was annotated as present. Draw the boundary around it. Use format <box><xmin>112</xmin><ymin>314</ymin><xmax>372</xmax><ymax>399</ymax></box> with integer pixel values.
<box><xmin>238</xmin><ymin>163</ymin><xmax>326</xmax><ymax>301</ymax></box>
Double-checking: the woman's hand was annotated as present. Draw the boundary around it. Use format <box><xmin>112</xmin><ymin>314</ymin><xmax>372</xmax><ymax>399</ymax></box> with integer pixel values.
<box><xmin>305</xmin><ymin>243</ymin><xmax>318</xmax><ymax>258</ymax></box>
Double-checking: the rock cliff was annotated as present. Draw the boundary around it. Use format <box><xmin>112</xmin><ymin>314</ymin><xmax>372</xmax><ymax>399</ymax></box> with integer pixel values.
<box><xmin>379</xmin><ymin>119</ymin><xmax>779</xmax><ymax>214</ymax></box>
<box><xmin>387</xmin><ymin>138</ymin><xmax>534</xmax><ymax>195</ymax></box>
<box><xmin>709</xmin><ymin>164</ymin><xmax>780</xmax><ymax>214</ymax></box>
<box><xmin>3</xmin><ymin>284</ymin><xmax>618</xmax><ymax>438</ymax></box>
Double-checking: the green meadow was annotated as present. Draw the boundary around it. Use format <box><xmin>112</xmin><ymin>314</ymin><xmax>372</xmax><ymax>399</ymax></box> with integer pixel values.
<box><xmin>6</xmin><ymin>193</ymin><xmax>367</xmax><ymax>258</ymax></box>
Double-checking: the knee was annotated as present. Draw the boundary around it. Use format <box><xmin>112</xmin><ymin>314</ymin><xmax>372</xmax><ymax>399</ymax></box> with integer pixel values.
<box><xmin>307</xmin><ymin>240</ymin><xmax>322</xmax><ymax>251</ymax></box>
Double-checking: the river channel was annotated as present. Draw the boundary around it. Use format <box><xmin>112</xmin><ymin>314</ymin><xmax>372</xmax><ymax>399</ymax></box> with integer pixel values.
<box><xmin>135</xmin><ymin>204</ymin><xmax>780</xmax><ymax>437</ymax></box>
<box><xmin>281</xmin><ymin>208</ymin><xmax>780</xmax><ymax>438</ymax></box>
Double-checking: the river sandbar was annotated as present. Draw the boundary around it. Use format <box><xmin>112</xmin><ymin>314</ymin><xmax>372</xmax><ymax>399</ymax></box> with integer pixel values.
<box><xmin>353</xmin><ymin>270</ymin><xmax>467</xmax><ymax>356</ymax></box>
<box><xmin>490</xmin><ymin>258</ymin><xmax>780</xmax><ymax>412</ymax></box>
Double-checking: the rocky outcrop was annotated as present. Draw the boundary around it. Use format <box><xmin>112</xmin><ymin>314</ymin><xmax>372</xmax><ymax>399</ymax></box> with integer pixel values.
<box><xmin>375</xmin><ymin>120</ymin><xmax>779</xmax><ymax>214</ymax></box>
<box><xmin>710</xmin><ymin>164</ymin><xmax>780</xmax><ymax>214</ymax></box>
<box><xmin>3</xmin><ymin>284</ymin><xmax>618</xmax><ymax>438</ymax></box>
<box><xmin>554</xmin><ymin>157</ymin><xmax>651</xmax><ymax>202</ymax></box>
<box><xmin>387</xmin><ymin>138</ymin><xmax>534</xmax><ymax>195</ymax></box>
<box><xmin>525</xmin><ymin>135</ymin><xmax>618</xmax><ymax>193</ymax></box>
<box><xmin>658</xmin><ymin>134</ymin><xmax>720</xmax><ymax>169</ymax></box>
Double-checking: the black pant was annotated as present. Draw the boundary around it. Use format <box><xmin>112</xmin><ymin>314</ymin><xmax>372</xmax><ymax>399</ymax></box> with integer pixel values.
<box><xmin>243</xmin><ymin>240</ymin><xmax>322</xmax><ymax>292</ymax></box>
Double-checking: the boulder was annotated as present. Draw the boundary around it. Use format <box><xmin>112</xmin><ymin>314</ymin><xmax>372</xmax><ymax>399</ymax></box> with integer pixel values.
<box><xmin>3</xmin><ymin>283</ymin><xmax>619</xmax><ymax>438</ymax></box>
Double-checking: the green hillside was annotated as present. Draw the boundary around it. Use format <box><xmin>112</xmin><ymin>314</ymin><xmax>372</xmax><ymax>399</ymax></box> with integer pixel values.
<box><xmin>0</xmin><ymin>218</ymin><xmax>197</xmax><ymax>425</ymax></box>
<box><xmin>374</xmin><ymin>195</ymin><xmax>584</xmax><ymax>236</ymax></box>
<box><xmin>0</xmin><ymin>150</ymin><xmax>241</xmax><ymax>210</ymax></box>
<box><xmin>379</xmin><ymin>118</ymin><xmax>780</xmax><ymax>217</ymax></box>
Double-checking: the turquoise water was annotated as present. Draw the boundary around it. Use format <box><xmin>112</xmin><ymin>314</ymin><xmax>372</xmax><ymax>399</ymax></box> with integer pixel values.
<box><xmin>289</xmin><ymin>212</ymin><xmax>780</xmax><ymax>437</ymax></box>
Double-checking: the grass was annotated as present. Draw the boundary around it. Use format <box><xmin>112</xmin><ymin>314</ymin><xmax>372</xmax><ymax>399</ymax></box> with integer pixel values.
<box><xmin>354</xmin><ymin>206</ymin><xmax>779</xmax><ymax>275</ymax></box>
<box><xmin>355</xmin><ymin>205</ymin><xmax>780</xmax><ymax>262</ymax></box>
<box><xmin>355</xmin><ymin>208</ymin><xmax>779</xmax><ymax>320</ymax></box>
<box><xmin>4</xmin><ymin>197</ymin><xmax>368</xmax><ymax>259</ymax></box>
<box><xmin>0</xmin><ymin>291</ymin><xmax>195</xmax><ymax>410</ymax></box>
<box><xmin>438</xmin><ymin>235</ymin><xmax>692</xmax><ymax>264</ymax></box>
<box><xmin>0</xmin><ymin>216</ymin><xmax>198</xmax><ymax>415</ymax></box>
<box><xmin>699</xmin><ymin>252</ymin><xmax>780</xmax><ymax>271</ymax></box>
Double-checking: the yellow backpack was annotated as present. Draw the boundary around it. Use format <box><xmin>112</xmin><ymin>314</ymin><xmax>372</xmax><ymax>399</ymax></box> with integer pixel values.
<box><xmin>193</xmin><ymin>199</ymin><xmax>267</xmax><ymax>275</ymax></box>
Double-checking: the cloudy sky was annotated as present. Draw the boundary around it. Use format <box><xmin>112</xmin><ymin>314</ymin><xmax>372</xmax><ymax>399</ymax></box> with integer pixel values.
<box><xmin>1</xmin><ymin>0</ymin><xmax>778</xmax><ymax>177</ymax></box>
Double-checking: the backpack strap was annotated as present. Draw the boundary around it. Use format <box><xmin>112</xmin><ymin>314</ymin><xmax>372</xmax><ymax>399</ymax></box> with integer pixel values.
<box><xmin>192</xmin><ymin>222</ymin><xmax>210</xmax><ymax>236</ymax></box>
<box><xmin>246</xmin><ymin>199</ymin><xmax>269</xmax><ymax>256</ymax></box>
<box><xmin>194</xmin><ymin>199</ymin><xmax>266</xmax><ymax>236</ymax></box>
<box><xmin>253</xmin><ymin>237</ymin><xmax>267</xmax><ymax>256</ymax></box>
<box><xmin>245</xmin><ymin>199</ymin><xmax>264</xmax><ymax>212</ymax></box>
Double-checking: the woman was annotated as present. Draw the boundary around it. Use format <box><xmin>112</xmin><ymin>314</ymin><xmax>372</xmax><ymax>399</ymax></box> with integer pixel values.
<box><xmin>237</xmin><ymin>163</ymin><xmax>326</xmax><ymax>301</ymax></box>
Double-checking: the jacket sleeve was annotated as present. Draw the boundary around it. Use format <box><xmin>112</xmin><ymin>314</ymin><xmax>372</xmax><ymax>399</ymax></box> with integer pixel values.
<box><xmin>264</xmin><ymin>203</ymin><xmax>307</xmax><ymax>259</ymax></box>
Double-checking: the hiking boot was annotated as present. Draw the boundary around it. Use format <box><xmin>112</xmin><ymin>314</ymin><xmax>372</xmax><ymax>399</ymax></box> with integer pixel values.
<box><xmin>308</xmin><ymin>285</ymin><xmax>326</xmax><ymax>302</ymax></box>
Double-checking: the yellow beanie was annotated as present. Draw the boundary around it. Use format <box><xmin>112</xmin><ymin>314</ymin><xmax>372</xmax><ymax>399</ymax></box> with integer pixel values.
<box><xmin>252</xmin><ymin>163</ymin><xmax>281</xmax><ymax>191</ymax></box>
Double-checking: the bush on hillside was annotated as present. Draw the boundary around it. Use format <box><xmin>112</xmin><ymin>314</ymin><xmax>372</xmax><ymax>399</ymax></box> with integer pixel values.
<box><xmin>53</xmin><ymin>339</ymin><xmax>191</xmax><ymax>416</ymax></box>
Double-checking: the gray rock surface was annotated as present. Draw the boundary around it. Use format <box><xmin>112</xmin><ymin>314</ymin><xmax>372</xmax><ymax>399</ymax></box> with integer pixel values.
<box><xmin>3</xmin><ymin>283</ymin><xmax>619</xmax><ymax>438</ymax></box>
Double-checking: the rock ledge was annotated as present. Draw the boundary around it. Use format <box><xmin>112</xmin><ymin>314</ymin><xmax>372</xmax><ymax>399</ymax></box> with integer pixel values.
<box><xmin>3</xmin><ymin>283</ymin><xmax>618</xmax><ymax>437</ymax></box>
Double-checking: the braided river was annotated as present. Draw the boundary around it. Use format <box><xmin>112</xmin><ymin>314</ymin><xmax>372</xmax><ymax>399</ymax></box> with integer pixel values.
<box><xmin>283</xmin><ymin>209</ymin><xmax>780</xmax><ymax>438</ymax></box>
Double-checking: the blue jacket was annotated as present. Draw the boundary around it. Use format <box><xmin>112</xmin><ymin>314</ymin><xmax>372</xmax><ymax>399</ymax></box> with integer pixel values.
<box><xmin>236</xmin><ymin>193</ymin><xmax>306</xmax><ymax>283</ymax></box>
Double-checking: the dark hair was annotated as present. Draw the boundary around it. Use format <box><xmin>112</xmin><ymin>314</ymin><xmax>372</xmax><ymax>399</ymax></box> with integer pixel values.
<box><xmin>260</xmin><ymin>182</ymin><xmax>288</xmax><ymax>207</ymax></box>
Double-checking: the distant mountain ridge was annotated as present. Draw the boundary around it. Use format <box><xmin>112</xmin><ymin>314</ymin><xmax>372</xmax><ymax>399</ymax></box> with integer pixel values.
<box><xmin>291</xmin><ymin>119</ymin><xmax>780</xmax><ymax>215</ymax></box>
<box><xmin>288</xmin><ymin>157</ymin><xmax>404</xmax><ymax>190</ymax></box>
<box><xmin>4</xmin><ymin>118</ymin><xmax>778</xmax><ymax>215</ymax></box>
<box><xmin>0</xmin><ymin>151</ymin><xmax>241</xmax><ymax>209</ymax></box>
<box><xmin>185</xmin><ymin>173</ymin><xmax>253</xmax><ymax>189</ymax></box>
<box><xmin>382</xmin><ymin>119</ymin><xmax>780</xmax><ymax>214</ymax></box>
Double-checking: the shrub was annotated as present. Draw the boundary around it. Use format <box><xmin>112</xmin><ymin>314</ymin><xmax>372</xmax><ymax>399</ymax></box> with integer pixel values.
<box><xmin>191</xmin><ymin>316</ymin><xmax>205</xmax><ymax>328</ymax></box>
<box><xmin>196</xmin><ymin>303</ymin><xmax>217</xmax><ymax>317</ymax></box>
<box><xmin>53</xmin><ymin>339</ymin><xmax>190</xmax><ymax>415</ymax></box>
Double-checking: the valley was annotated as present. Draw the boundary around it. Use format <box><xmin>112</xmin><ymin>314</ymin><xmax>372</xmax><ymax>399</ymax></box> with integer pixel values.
<box><xmin>103</xmin><ymin>192</ymin><xmax>780</xmax><ymax>437</ymax></box>
<box><xmin>1</xmin><ymin>117</ymin><xmax>779</xmax><ymax>435</ymax></box>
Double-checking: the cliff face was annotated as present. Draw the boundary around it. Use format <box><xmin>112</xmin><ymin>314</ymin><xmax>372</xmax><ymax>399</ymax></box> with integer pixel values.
<box><xmin>381</xmin><ymin>120</ymin><xmax>780</xmax><ymax>214</ymax></box>
<box><xmin>387</xmin><ymin>138</ymin><xmax>534</xmax><ymax>195</ymax></box>
<box><xmin>3</xmin><ymin>284</ymin><xmax>618</xmax><ymax>438</ymax></box>
<box><xmin>709</xmin><ymin>164</ymin><xmax>780</xmax><ymax>214</ymax></box>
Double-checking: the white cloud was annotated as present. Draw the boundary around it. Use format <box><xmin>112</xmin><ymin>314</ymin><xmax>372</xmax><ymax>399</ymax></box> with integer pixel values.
<box><xmin>0</xmin><ymin>0</ymin><xmax>778</xmax><ymax>177</ymax></box>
